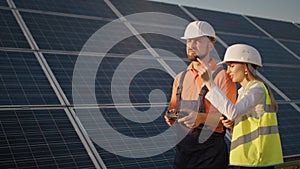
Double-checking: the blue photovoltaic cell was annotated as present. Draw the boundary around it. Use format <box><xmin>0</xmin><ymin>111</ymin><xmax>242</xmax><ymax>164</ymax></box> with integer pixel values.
<box><xmin>73</xmin><ymin>107</ymin><xmax>175</xmax><ymax>169</ymax></box>
<box><xmin>0</xmin><ymin>0</ymin><xmax>7</xmax><ymax>7</ymax></box>
<box><xmin>20</xmin><ymin>11</ymin><xmax>109</xmax><ymax>52</ymax></box>
<box><xmin>249</xmin><ymin>16</ymin><xmax>300</xmax><ymax>41</ymax></box>
<box><xmin>0</xmin><ymin>51</ymin><xmax>60</xmax><ymax>105</ymax></box>
<box><xmin>14</xmin><ymin>0</ymin><xmax>118</xmax><ymax>19</ymax></box>
<box><xmin>218</xmin><ymin>34</ymin><xmax>300</xmax><ymax>65</ymax></box>
<box><xmin>0</xmin><ymin>109</ymin><xmax>95</xmax><ymax>169</ymax></box>
<box><xmin>260</xmin><ymin>66</ymin><xmax>300</xmax><ymax>101</ymax></box>
<box><xmin>0</xmin><ymin>9</ymin><xmax>30</xmax><ymax>48</ymax></box>
<box><xmin>110</xmin><ymin>0</ymin><xmax>192</xmax><ymax>21</ymax></box>
<box><xmin>185</xmin><ymin>7</ymin><xmax>266</xmax><ymax>37</ymax></box>
<box><xmin>277</xmin><ymin>104</ymin><xmax>300</xmax><ymax>156</ymax></box>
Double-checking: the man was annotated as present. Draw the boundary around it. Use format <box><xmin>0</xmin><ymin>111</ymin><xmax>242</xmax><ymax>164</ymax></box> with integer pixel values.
<box><xmin>164</xmin><ymin>21</ymin><xmax>237</xmax><ymax>169</ymax></box>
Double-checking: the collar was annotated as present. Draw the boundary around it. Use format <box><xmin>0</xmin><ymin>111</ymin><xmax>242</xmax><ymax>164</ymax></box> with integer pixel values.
<box><xmin>187</xmin><ymin>63</ymin><xmax>199</xmax><ymax>78</ymax></box>
<box><xmin>187</xmin><ymin>59</ymin><xmax>218</xmax><ymax>78</ymax></box>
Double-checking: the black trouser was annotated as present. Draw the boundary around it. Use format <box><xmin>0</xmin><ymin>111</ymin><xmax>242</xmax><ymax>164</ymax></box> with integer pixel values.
<box><xmin>174</xmin><ymin>128</ymin><xmax>228</xmax><ymax>169</ymax></box>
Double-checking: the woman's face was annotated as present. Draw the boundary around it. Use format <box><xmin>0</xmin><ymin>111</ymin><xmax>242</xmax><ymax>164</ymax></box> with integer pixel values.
<box><xmin>226</xmin><ymin>62</ymin><xmax>246</xmax><ymax>83</ymax></box>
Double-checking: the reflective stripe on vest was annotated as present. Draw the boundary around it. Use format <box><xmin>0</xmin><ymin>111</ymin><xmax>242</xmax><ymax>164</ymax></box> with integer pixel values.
<box><xmin>230</xmin><ymin>80</ymin><xmax>283</xmax><ymax>167</ymax></box>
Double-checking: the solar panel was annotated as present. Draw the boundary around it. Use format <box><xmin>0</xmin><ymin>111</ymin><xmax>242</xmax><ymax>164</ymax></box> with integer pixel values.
<box><xmin>260</xmin><ymin>66</ymin><xmax>300</xmax><ymax>101</ymax></box>
<box><xmin>1</xmin><ymin>0</ymin><xmax>300</xmax><ymax>168</ymax></box>
<box><xmin>110</xmin><ymin>0</ymin><xmax>192</xmax><ymax>22</ymax></box>
<box><xmin>44</xmin><ymin>52</ymin><xmax>183</xmax><ymax>105</ymax></box>
<box><xmin>218</xmin><ymin>34</ymin><xmax>300</xmax><ymax>65</ymax></box>
<box><xmin>20</xmin><ymin>11</ymin><xmax>109</xmax><ymax>51</ymax></box>
<box><xmin>280</xmin><ymin>40</ymin><xmax>300</xmax><ymax>56</ymax></box>
<box><xmin>0</xmin><ymin>0</ymin><xmax>7</xmax><ymax>7</ymax></box>
<box><xmin>14</xmin><ymin>0</ymin><xmax>118</xmax><ymax>19</ymax></box>
<box><xmin>141</xmin><ymin>33</ymin><xmax>186</xmax><ymax>59</ymax></box>
<box><xmin>0</xmin><ymin>9</ymin><xmax>30</xmax><ymax>49</ymax></box>
<box><xmin>185</xmin><ymin>7</ymin><xmax>267</xmax><ymax>37</ymax></box>
<box><xmin>249</xmin><ymin>16</ymin><xmax>300</xmax><ymax>41</ymax></box>
<box><xmin>277</xmin><ymin>104</ymin><xmax>300</xmax><ymax>156</ymax></box>
<box><xmin>213</xmin><ymin>41</ymin><xmax>227</xmax><ymax>60</ymax></box>
<box><xmin>0</xmin><ymin>109</ymin><xmax>95</xmax><ymax>169</ymax></box>
<box><xmin>0</xmin><ymin>51</ymin><xmax>60</xmax><ymax>106</ymax></box>
<box><xmin>73</xmin><ymin>107</ymin><xmax>176</xmax><ymax>169</ymax></box>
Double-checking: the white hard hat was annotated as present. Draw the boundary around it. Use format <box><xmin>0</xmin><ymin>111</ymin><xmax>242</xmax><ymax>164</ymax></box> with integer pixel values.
<box><xmin>219</xmin><ymin>44</ymin><xmax>263</xmax><ymax>67</ymax></box>
<box><xmin>181</xmin><ymin>21</ymin><xmax>216</xmax><ymax>40</ymax></box>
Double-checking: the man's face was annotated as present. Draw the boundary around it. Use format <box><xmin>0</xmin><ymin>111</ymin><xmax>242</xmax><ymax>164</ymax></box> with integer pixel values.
<box><xmin>186</xmin><ymin>36</ymin><xmax>212</xmax><ymax>61</ymax></box>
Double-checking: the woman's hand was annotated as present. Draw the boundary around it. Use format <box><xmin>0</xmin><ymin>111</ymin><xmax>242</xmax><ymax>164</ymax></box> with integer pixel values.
<box><xmin>220</xmin><ymin>116</ymin><xmax>234</xmax><ymax>129</ymax></box>
<box><xmin>196</xmin><ymin>58</ymin><xmax>211</xmax><ymax>82</ymax></box>
<box><xmin>196</xmin><ymin>58</ymin><xmax>216</xmax><ymax>90</ymax></box>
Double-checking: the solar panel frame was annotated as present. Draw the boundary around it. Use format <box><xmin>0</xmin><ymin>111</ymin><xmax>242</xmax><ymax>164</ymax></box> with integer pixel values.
<box><xmin>14</xmin><ymin>0</ymin><xmax>118</xmax><ymax>19</ymax></box>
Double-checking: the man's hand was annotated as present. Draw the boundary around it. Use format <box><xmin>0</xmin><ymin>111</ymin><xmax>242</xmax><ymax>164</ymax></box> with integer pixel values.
<box><xmin>164</xmin><ymin>115</ymin><xmax>176</xmax><ymax>126</ymax></box>
<box><xmin>178</xmin><ymin>111</ymin><xmax>205</xmax><ymax>128</ymax></box>
<box><xmin>164</xmin><ymin>109</ymin><xmax>178</xmax><ymax>126</ymax></box>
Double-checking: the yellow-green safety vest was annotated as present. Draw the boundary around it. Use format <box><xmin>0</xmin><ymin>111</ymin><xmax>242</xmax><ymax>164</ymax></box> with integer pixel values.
<box><xmin>230</xmin><ymin>80</ymin><xmax>283</xmax><ymax>167</ymax></box>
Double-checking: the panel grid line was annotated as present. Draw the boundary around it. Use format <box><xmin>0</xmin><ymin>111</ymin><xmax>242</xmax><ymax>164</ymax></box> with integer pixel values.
<box><xmin>243</xmin><ymin>15</ymin><xmax>300</xmax><ymax>61</ymax></box>
<box><xmin>104</xmin><ymin>0</ymin><xmax>177</xmax><ymax>78</ymax></box>
<box><xmin>6</xmin><ymin>0</ymin><xmax>105</xmax><ymax>168</ymax></box>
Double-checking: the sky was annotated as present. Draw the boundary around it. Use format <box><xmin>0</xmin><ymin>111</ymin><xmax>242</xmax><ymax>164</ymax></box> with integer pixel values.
<box><xmin>150</xmin><ymin>0</ymin><xmax>300</xmax><ymax>23</ymax></box>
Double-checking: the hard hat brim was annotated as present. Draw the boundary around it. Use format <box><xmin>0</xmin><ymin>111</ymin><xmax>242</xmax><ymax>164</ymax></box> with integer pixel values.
<box><xmin>217</xmin><ymin>60</ymin><xmax>263</xmax><ymax>67</ymax></box>
<box><xmin>180</xmin><ymin>35</ymin><xmax>201</xmax><ymax>40</ymax></box>
<box><xmin>217</xmin><ymin>60</ymin><xmax>227</xmax><ymax>65</ymax></box>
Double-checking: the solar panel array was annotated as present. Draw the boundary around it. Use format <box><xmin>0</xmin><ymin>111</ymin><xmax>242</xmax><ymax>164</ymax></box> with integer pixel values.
<box><xmin>1</xmin><ymin>0</ymin><xmax>300</xmax><ymax>168</ymax></box>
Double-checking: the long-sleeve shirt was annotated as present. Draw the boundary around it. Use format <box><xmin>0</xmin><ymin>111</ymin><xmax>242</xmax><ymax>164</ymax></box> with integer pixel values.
<box><xmin>205</xmin><ymin>81</ymin><xmax>265</xmax><ymax>120</ymax></box>
<box><xmin>169</xmin><ymin>62</ymin><xmax>237</xmax><ymax>133</ymax></box>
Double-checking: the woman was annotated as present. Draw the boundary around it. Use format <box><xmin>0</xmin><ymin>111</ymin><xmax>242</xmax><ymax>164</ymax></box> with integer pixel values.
<box><xmin>197</xmin><ymin>44</ymin><xmax>283</xmax><ymax>169</ymax></box>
